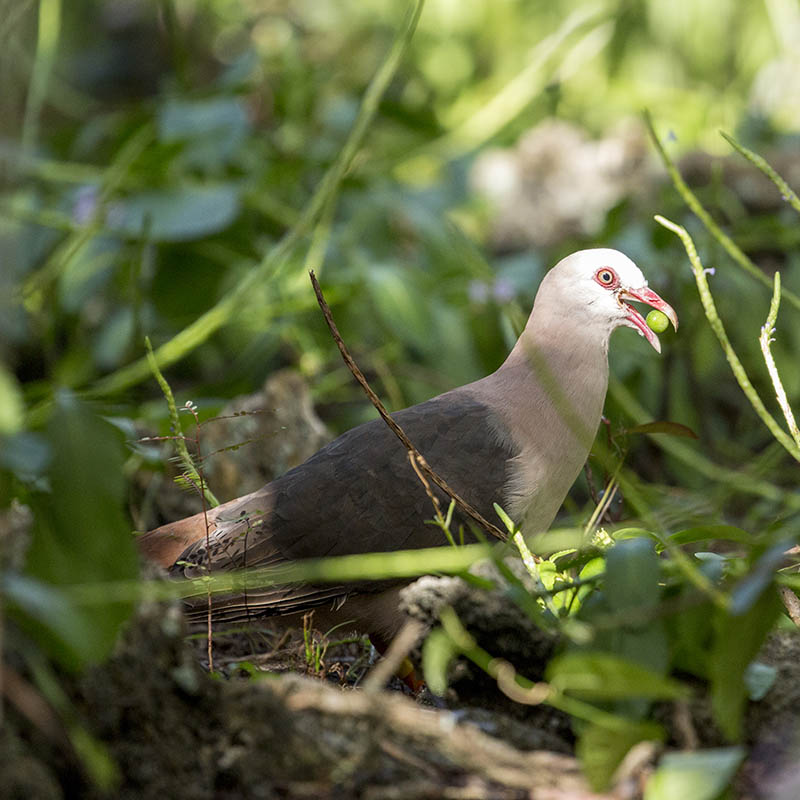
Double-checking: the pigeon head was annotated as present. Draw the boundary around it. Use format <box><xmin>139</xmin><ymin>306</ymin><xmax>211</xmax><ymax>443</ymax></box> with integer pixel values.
<box><xmin>538</xmin><ymin>248</ymin><xmax>678</xmax><ymax>353</ymax></box>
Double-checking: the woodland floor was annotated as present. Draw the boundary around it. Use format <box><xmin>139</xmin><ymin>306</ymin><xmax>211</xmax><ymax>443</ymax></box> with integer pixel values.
<box><xmin>4</xmin><ymin>574</ymin><xmax>800</xmax><ymax>800</ymax></box>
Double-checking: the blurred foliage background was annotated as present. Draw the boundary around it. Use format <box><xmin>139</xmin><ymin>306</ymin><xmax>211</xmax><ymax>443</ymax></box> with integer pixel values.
<box><xmin>2</xmin><ymin>0</ymin><xmax>800</xmax><ymax>630</ymax></box>
<box><xmin>2</xmin><ymin>2</ymin><xmax>800</xmax><ymax>793</ymax></box>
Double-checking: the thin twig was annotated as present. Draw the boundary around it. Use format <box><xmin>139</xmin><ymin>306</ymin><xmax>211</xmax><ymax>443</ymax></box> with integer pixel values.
<box><xmin>362</xmin><ymin>619</ymin><xmax>426</xmax><ymax>693</ymax></box>
<box><xmin>309</xmin><ymin>270</ymin><xmax>508</xmax><ymax>543</ymax></box>
<box><xmin>672</xmin><ymin>700</ymin><xmax>700</xmax><ymax>750</ymax></box>
<box><xmin>779</xmin><ymin>586</ymin><xmax>800</xmax><ymax>628</ymax></box>
<box><xmin>183</xmin><ymin>403</ymin><xmax>215</xmax><ymax>673</ymax></box>
<box><xmin>582</xmin><ymin>475</ymin><xmax>619</xmax><ymax>538</ymax></box>
<box><xmin>408</xmin><ymin>452</ymin><xmax>457</xmax><ymax>547</ymax></box>
<box><xmin>759</xmin><ymin>272</ymin><xmax>800</xmax><ymax>450</ymax></box>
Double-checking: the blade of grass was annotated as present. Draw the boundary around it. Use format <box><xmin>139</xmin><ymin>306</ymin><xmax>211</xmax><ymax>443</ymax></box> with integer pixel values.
<box><xmin>720</xmin><ymin>131</ymin><xmax>800</xmax><ymax>217</ymax></box>
<box><xmin>759</xmin><ymin>272</ymin><xmax>800</xmax><ymax>450</ymax></box>
<box><xmin>655</xmin><ymin>214</ymin><xmax>800</xmax><ymax>464</ymax></box>
<box><xmin>144</xmin><ymin>337</ymin><xmax>219</xmax><ymax>508</ymax></box>
<box><xmin>82</xmin><ymin>0</ymin><xmax>426</xmax><ymax>401</ymax></box>
<box><xmin>66</xmin><ymin>542</ymin><xmax>494</xmax><ymax>606</ymax></box>
<box><xmin>21</xmin><ymin>0</ymin><xmax>61</xmax><ymax>156</ymax></box>
<box><xmin>644</xmin><ymin>111</ymin><xmax>800</xmax><ymax>313</ymax></box>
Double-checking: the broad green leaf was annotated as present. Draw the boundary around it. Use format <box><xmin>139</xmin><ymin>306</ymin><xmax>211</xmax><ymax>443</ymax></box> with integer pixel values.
<box><xmin>667</xmin><ymin>525</ymin><xmax>754</xmax><ymax>548</ymax></box>
<box><xmin>93</xmin><ymin>306</ymin><xmax>135</xmax><ymax>369</ymax></box>
<box><xmin>612</xmin><ymin>527</ymin><xmax>658</xmax><ymax>541</ymax></box>
<box><xmin>3</xmin><ymin>573</ymin><xmax>97</xmax><ymax>666</ymax></box>
<box><xmin>19</xmin><ymin>392</ymin><xmax>138</xmax><ymax>670</ymax></box>
<box><xmin>422</xmin><ymin>627</ymin><xmax>458</xmax><ymax>696</ymax></box>
<box><xmin>605</xmin><ymin>538</ymin><xmax>660</xmax><ymax>612</ymax></box>
<box><xmin>546</xmin><ymin>652</ymin><xmax>688</xmax><ymax>701</ymax></box>
<box><xmin>604</xmin><ymin>622</ymin><xmax>670</xmax><ymax>684</ymax></box>
<box><xmin>0</xmin><ymin>363</ymin><xmax>24</xmax><ymax>434</ymax></box>
<box><xmin>624</xmin><ymin>421</ymin><xmax>698</xmax><ymax>439</ymax></box>
<box><xmin>730</xmin><ymin>540</ymin><xmax>790</xmax><ymax>614</ymax></box>
<box><xmin>106</xmin><ymin>185</ymin><xmax>240</xmax><ymax>242</ymax></box>
<box><xmin>667</xmin><ymin>597</ymin><xmax>714</xmax><ymax>678</ymax></box>
<box><xmin>158</xmin><ymin>97</ymin><xmax>250</xmax><ymax>168</ymax></box>
<box><xmin>710</xmin><ymin>589</ymin><xmax>781</xmax><ymax>739</ymax></box>
<box><xmin>578</xmin><ymin>719</ymin><xmax>664</xmax><ymax>791</ymax></box>
<box><xmin>0</xmin><ymin>432</ymin><xmax>50</xmax><ymax>478</ymax></box>
<box><xmin>368</xmin><ymin>265</ymin><xmax>434</xmax><ymax>355</ymax></box>
<box><xmin>645</xmin><ymin>748</ymin><xmax>745</xmax><ymax>800</ymax></box>
<box><xmin>744</xmin><ymin>661</ymin><xmax>777</xmax><ymax>701</ymax></box>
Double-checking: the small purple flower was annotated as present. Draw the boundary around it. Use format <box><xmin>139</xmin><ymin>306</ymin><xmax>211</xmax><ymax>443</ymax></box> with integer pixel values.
<box><xmin>492</xmin><ymin>277</ymin><xmax>515</xmax><ymax>303</ymax></box>
<box><xmin>72</xmin><ymin>184</ymin><xmax>99</xmax><ymax>224</ymax></box>
<box><xmin>468</xmin><ymin>280</ymin><xmax>490</xmax><ymax>304</ymax></box>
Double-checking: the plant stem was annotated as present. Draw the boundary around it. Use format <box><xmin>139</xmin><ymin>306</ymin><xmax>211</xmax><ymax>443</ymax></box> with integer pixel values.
<box><xmin>644</xmin><ymin>111</ymin><xmax>800</xmax><ymax>313</ymax></box>
<box><xmin>654</xmin><ymin>214</ymin><xmax>800</xmax><ymax>464</ymax></box>
<box><xmin>21</xmin><ymin>0</ymin><xmax>61</xmax><ymax>156</ymax></box>
<box><xmin>720</xmin><ymin>131</ymin><xmax>800</xmax><ymax>217</ymax></box>
<box><xmin>144</xmin><ymin>337</ymin><xmax>219</xmax><ymax>508</ymax></box>
<box><xmin>759</xmin><ymin>273</ymin><xmax>800</xmax><ymax>450</ymax></box>
<box><xmin>84</xmin><ymin>0</ymin><xmax>426</xmax><ymax>400</ymax></box>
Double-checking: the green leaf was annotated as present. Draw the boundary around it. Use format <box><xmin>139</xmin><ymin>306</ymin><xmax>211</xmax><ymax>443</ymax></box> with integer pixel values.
<box><xmin>106</xmin><ymin>185</ymin><xmax>240</xmax><ymax>242</ymax></box>
<box><xmin>578</xmin><ymin>718</ymin><xmax>664</xmax><ymax>791</ymax></box>
<box><xmin>613</xmin><ymin>527</ymin><xmax>658</xmax><ymax>541</ymax></box>
<box><xmin>492</xmin><ymin>502</ymin><xmax>517</xmax><ymax>533</ymax></box>
<box><xmin>744</xmin><ymin>661</ymin><xmax>777</xmax><ymax>701</ymax></box>
<box><xmin>18</xmin><ymin>392</ymin><xmax>138</xmax><ymax>670</ymax></box>
<box><xmin>667</xmin><ymin>526</ymin><xmax>754</xmax><ymax>548</ymax></box>
<box><xmin>158</xmin><ymin>97</ymin><xmax>250</xmax><ymax>169</ymax></box>
<box><xmin>624</xmin><ymin>421</ymin><xmax>698</xmax><ymax>439</ymax></box>
<box><xmin>710</xmin><ymin>588</ymin><xmax>781</xmax><ymax>739</ymax></box>
<box><xmin>667</xmin><ymin>597</ymin><xmax>715</xmax><ymax>678</ymax></box>
<box><xmin>0</xmin><ymin>432</ymin><xmax>50</xmax><ymax>479</ymax></box>
<box><xmin>0</xmin><ymin>363</ymin><xmax>24</xmax><ymax>434</ymax></box>
<box><xmin>3</xmin><ymin>573</ymin><xmax>99</xmax><ymax>667</ymax></box>
<box><xmin>546</xmin><ymin>652</ymin><xmax>688</xmax><ymax>701</ymax></box>
<box><xmin>422</xmin><ymin>627</ymin><xmax>458</xmax><ymax>696</ymax></box>
<box><xmin>645</xmin><ymin>748</ymin><xmax>745</xmax><ymax>800</ymax></box>
<box><xmin>730</xmin><ymin>540</ymin><xmax>790</xmax><ymax>615</ymax></box>
<box><xmin>604</xmin><ymin>622</ymin><xmax>670</xmax><ymax>685</ymax></box>
<box><xmin>605</xmin><ymin>538</ymin><xmax>660</xmax><ymax>612</ymax></box>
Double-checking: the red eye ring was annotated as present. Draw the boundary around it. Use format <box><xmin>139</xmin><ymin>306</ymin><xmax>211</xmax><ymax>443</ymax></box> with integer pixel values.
<box><xmin>594</xmin><ymin>267</ymin><xmax>618</xmax><ymax>288</ymax></box>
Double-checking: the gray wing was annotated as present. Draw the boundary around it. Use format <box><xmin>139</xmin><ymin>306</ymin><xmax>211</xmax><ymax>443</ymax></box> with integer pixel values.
<box><xmin>174</xmin><ymin>389</ymin><xmax>516</xmax><ymax>620</ymax></box>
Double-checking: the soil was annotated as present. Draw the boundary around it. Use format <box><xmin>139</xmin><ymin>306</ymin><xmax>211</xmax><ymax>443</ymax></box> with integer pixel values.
<box><xmin>5</xmin><ymin>569</ymin><xmax>800</xmax><ymax>799</ymax></box>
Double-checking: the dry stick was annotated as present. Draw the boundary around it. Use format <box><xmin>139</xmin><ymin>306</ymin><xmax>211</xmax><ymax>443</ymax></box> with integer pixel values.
<box><xmin>779</xmin><ymin>586</ymin><xmax>800</xmax><ymax>628</ymax></box>
<box><xmin>362</xmin><ymin>619</ymin><xmax>426</xmax><ymax>693</ymax></box>
<box><xmin>188</xmin><ymin>405</ymin><xmax>215</xmax><ymax>674</ymax></box>
<box><xmin>309</xmin><ymin>270</ymin><xmax>508</xmax><ymax>543</ymax></box>
<box><xmin>408</xmin><ymin>452</ymin><xmax>457</xmax><ymax>547</ymax></box>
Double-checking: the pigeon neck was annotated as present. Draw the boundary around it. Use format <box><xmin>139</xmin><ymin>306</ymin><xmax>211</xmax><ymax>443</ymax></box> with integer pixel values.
<box><xmin>473</xmin><ymin>305</ymin><xmax>611</xmax><ymax>531</ymax></box>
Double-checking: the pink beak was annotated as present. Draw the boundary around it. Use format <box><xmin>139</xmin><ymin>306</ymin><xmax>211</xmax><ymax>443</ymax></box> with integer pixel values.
<box><xmin>618</xmin><ymin>286</ymin><xmax>678</xmax><ymax>354</ymax></box>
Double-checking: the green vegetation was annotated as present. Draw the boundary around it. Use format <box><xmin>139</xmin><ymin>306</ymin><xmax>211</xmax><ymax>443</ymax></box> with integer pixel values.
<box><xmin>2</xmin><ymin>0</ymin><xmax>799</xmax><ymax>796</ymax></box>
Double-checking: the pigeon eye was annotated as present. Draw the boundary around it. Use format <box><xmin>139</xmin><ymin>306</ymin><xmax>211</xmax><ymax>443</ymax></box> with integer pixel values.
<box><xmin>595</xmin><ymin>268</ymin><xmax>618</xmax><ymax>288</ymax></box>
